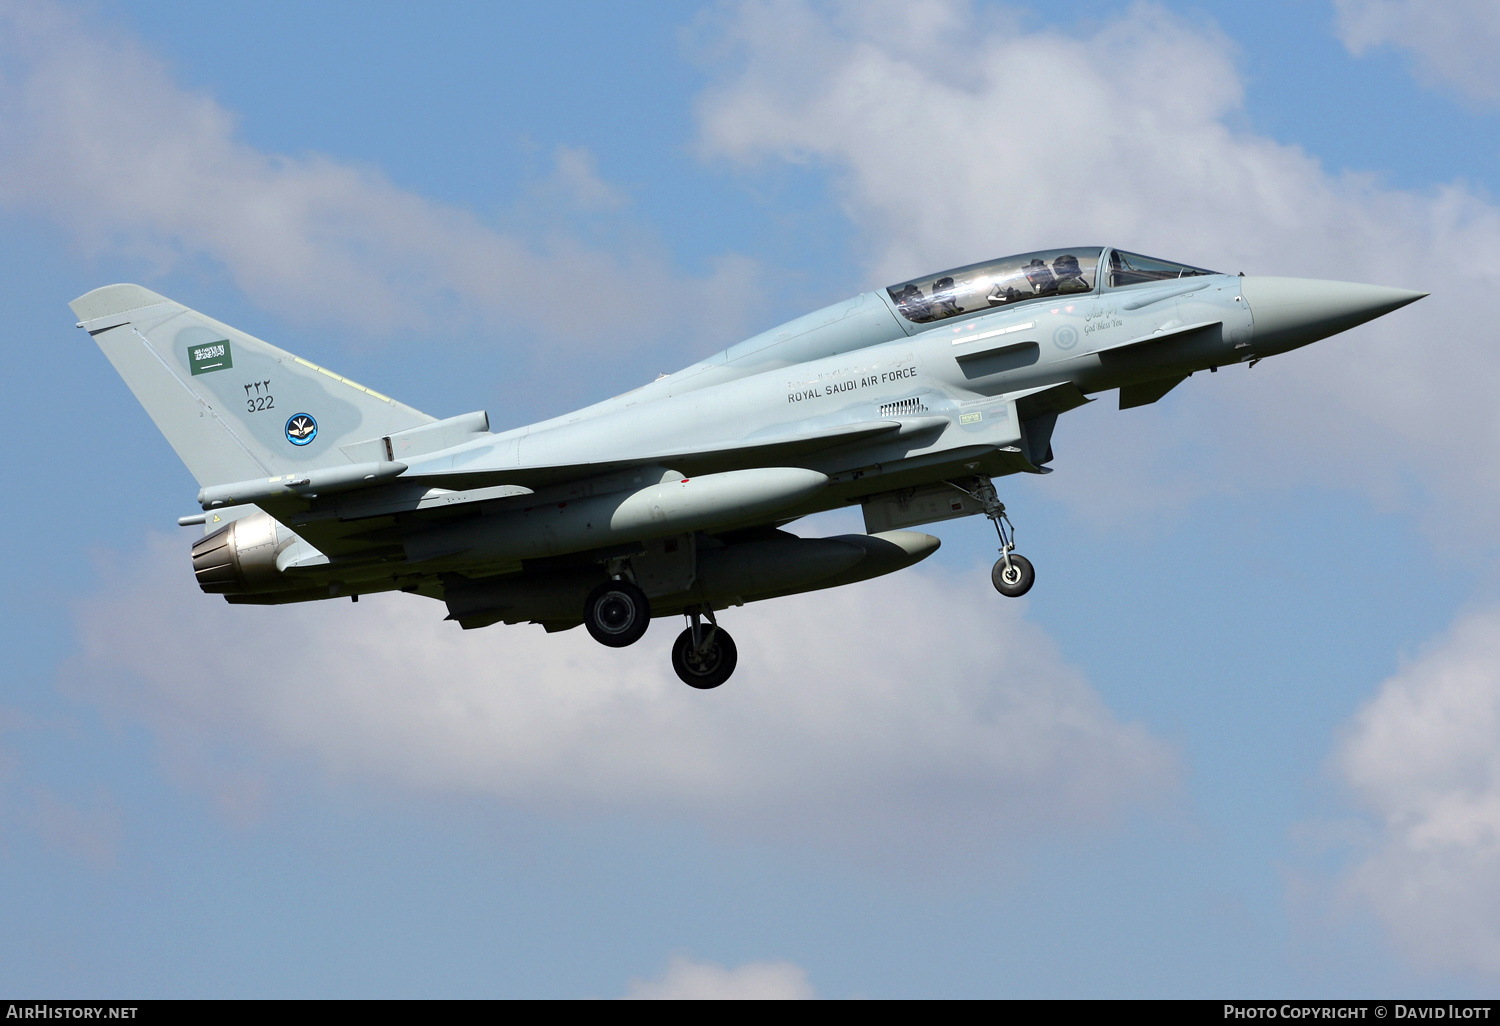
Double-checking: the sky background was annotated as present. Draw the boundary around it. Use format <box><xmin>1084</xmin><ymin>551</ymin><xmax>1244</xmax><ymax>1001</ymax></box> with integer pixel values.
<box><xmin>2</xmin><ymin>0</ymin><xmax>1500</xmax><ymax>998</ymax></box>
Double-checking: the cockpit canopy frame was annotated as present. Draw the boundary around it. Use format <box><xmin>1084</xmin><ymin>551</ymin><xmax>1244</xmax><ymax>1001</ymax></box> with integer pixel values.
<box><xmin>884</xmin><ymin>247</ymin><xmax>1218</xmax><ymax>326</ymax></box>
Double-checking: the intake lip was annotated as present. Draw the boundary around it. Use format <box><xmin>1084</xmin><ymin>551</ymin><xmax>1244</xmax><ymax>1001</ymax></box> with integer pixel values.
<box><xmin>1239</xmin><ymin>277</ymin><xmax>1427</xmax><ymax>353</ymax></box>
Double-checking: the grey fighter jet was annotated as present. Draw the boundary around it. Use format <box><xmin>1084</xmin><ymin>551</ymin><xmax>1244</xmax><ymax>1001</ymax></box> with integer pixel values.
<box><xmin>72</xmin><ymin>247</ymin><xmax>1424</xmax><ymax>689</ymax></box>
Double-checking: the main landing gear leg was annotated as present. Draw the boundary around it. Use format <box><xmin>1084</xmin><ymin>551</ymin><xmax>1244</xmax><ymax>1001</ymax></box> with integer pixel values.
<box><xmin>672</xmin><ymin>606</ymin><xmax>738</xmax><ymax>690</ymax></box>
<box><xmin>953</xmin><ymin>477</ymin><xmax>1035</xmax><ymax>597</ymax></box>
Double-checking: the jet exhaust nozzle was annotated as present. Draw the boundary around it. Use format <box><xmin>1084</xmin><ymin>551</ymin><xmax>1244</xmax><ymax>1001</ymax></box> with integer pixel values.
<box><xmin>191</xmin><ymin>512</ymin><xmax>288</xmax><ymax>593</ymax></box>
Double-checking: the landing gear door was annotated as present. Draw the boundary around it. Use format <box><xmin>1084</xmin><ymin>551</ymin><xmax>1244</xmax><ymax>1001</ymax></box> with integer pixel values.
<box><xmin>863</xmin><ymin>484</ymin><xmax>985</xmax><ymax>532</ymax></box>
<box><xmin>633</xmin><ymin>533</ymin><xmax>697</xmax><ymax>597</ymax></box>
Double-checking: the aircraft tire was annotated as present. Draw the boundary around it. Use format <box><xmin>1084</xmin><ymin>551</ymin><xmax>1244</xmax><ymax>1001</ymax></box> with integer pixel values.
<box><xmin>991</xmin><ymin>554</ymin><xmax>1035</xmax><ymax>597</ymax></box>
<box><xmin>671</xmin><ymin>627</ymin><xmax>737</xmax><ymax>690</ymax></box>
<box><xmin>584</xmin><ymin>579</ymin><xmax>652</xmax><ymax>647</ymax></box>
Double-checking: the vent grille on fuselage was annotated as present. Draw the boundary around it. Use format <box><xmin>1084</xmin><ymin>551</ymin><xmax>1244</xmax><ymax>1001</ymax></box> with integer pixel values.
<box><xmin>879</xmin><ymin>396</ymin><xmax>929</xmax><ymax>418</ymax></box>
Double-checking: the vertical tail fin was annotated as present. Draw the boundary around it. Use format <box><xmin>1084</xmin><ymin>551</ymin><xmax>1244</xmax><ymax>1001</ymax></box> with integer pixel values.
<box><xmin>71</xmin><ymin>285</ymin><xmax>434</xmax><ymax>486</ymax></box>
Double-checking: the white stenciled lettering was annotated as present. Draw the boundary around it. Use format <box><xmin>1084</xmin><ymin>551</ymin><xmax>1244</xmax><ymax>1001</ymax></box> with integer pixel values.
<box><xmin>786</xmin><ymin>364</ymin><xmax>919</xmax><ymax>404</ymax></box>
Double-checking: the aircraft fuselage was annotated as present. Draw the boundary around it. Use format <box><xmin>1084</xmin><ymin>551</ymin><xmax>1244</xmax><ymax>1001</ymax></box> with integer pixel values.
<box><xmin>73</xmin><ymin>246</ymin><xmax>1425</xmax><ymax>687</ymax></box>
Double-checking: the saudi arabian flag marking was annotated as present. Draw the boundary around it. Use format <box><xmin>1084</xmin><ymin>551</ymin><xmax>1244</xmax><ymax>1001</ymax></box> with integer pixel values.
<box><xmin>188</xmin><ymin>339</ymin><xmax>233</xmax><ymax>375</ymax></box>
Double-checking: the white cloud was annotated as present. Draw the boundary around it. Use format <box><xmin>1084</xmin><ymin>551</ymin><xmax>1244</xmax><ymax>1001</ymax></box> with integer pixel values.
<box><xmin>693</xmin><ymin>0</ymin><xmax>1500</xmax><ymax>974</ymax></box>
<box><xmin>693</xmin><ymin>0</ymin><xmax>1500</xmax><ymax>533</ymax></box>
<box><xmin>1334</xmin><ymin>0</ymin><xmax>1500</xmax><ymax>106</ymax></box>
<box><xmin>1331</xmin><ymin>606</ymin><xmax>1500</xmax><ymax>977</ymax></box>
<box><xmin>0</xmin><ymin>0</ymin><xmax>757</xmax><ymax>354</ymax></box>
<box><xmin>0</xmin><ymin>706</ymin><xmax>122</xmax><ymax>869</ymax></box>
<box><xmin>622</xmin><ymin>955</ymin><xmax>816</xmax><ymax>999</ymax></box>
<box><xmin>63</xmin><ymin>535</ymin><xmax>1173</xmax><ymax>861</ymax></box>
<box><xmin>546</xmin><ymin>145</ymin><xmax>629</xmax><ymax>212</ymax></box>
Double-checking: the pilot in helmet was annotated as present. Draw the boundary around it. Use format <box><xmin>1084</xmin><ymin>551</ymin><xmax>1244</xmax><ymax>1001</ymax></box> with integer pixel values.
<box><xmin>931</xmin><ymin>276</ymin><xmax>965</xmax><ymax>317</ymax></box>
<box><xmin>1024</xmin><ymin>258</ymin><xmax>1057</xmax><ymax>295</ymax></box>
<box><xmin>1052</xmin><ymin>253</ymin><xmax>1090</xmax><ymax>293</ymax></box>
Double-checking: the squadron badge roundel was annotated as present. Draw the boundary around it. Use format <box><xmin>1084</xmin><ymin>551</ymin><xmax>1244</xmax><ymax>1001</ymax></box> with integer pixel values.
<box><xmin>1053</xmin><ymin>325</ymin><xmax>1079</xmax><ymax>350</ymax></box>
<box><xmin>285</xmin><ymin>413</ymin><xmax>318</xmax><ymax>446</ymax></box>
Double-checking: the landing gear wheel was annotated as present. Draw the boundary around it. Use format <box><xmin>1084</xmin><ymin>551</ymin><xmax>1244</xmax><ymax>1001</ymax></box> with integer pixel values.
<box><xmin>671</xmin><ymin>626</ymin><xmax>738</xmax><ymax>689</ymax></box>
<box><xmin>584</xmin><ymin>579</ymin><xmax>651</xmax><ymax>647</ymax></box>
<box><xmin>947</xmin><ymin>476</ymin><xmax>1037</xmax><ymax>599</ymax></box>
<box><xmin>991</xmin><ymin>554</ymin><xmax>1035</xmax><ymax>597</ymax></box>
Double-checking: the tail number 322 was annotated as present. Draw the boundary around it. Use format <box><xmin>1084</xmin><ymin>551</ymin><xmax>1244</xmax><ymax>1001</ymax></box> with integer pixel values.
<box><xmin>243</xmin><ymin>380</ymin><xmax>274</xmax><ymax>412</ymax></box>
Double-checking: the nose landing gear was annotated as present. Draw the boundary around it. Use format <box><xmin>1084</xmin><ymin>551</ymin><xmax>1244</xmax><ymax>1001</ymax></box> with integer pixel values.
<box><xmin>985</xmin><ymin>498</ymin><xmax>1034</xmax><ymax>598</ymax></box>
<box><xmin>671</xmin><ymin>606</ymin><xmax>737</xmax><ymax>689</ymax></box>
<box><xmin>951</xmin><ymin>477</ymin><xmax>1035</xmax><ymax>598</ymax></box>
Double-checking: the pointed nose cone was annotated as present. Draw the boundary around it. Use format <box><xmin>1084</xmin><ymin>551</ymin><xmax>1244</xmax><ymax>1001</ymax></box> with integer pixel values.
<box><xmin>1240</xmin><ymin>277</ymin><xmax>1427</xmax><ymax>353</ymax></box>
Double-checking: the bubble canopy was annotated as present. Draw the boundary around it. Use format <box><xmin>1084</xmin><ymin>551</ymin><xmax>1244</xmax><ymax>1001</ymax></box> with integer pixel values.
<box><xmin>885</xmin><ymin>248</ymin><xmax>1218</xmax><ymax>324</ymax></box>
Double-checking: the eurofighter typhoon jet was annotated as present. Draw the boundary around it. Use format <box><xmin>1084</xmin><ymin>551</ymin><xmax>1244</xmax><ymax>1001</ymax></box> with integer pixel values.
<box><xmin>72</xmin><ymin>248</ymin><xmax>1424</xmax><ymax>689</ymax></box>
